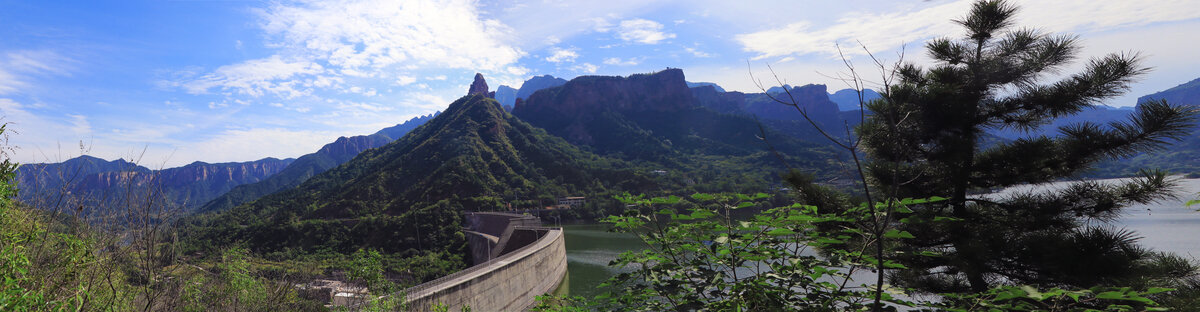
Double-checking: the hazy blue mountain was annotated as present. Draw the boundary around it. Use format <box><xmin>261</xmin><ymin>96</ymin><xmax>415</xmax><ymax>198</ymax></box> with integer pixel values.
<box><xmin>686</xmin><ymin>81</ymin><xmax>725</xmax><ymax>92</ymax></box>
<box><xmin>829</xmin><ymin>88</ymin><xmax>882</xmax><ymax>111</ymax></box>
<box><xmin>198</xmin><ymin>113</ymin><xmax>436</xmax><ymax>213</ymax></box>
<box><xmin>692</xmin><ymin>84</ymin><xmax>843</xmax><ymax>135</ymax></box>
<box><xmin>17</xmin><ymin>155</ymin><xmax>292</xmax><ymax>210</ymax></box>
<box><xmin>1138</xmin><ymin>77</ymin><xmax>1200</xmax><ymax>106</ymax></box>
<box><xmin>515</xmin><ymin>75</ymin><xmax>567</xmax><ymax>100</ymax></box>
<box><xmin>494</xmin><ymin>85</ymin><xmax>518</xmax><ymax>110</ymax></box>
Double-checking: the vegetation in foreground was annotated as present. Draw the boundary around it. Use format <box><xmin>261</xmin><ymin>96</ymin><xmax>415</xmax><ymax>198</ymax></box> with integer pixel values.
<box><xmin>537</xmin><ymin>0</ymin><xmax>1200</xmax><ymax>311</ymax></box>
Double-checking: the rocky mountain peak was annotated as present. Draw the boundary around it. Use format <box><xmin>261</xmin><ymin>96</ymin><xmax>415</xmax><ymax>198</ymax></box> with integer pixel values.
<box><xmin>468</xmin><ymin>73</ymin><xmax>489</xmax><ymax>96</ymax></box>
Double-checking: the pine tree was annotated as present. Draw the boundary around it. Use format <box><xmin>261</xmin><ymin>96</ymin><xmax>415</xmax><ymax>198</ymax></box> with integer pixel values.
<box><xmin>861</xmin><ymin>0</ymin><xmax>1199</xmax><ymax>292</ymax></box>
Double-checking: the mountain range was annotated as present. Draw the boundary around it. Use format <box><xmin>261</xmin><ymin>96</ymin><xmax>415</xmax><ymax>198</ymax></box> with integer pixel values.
<box><xmin>18</xmin><ymin>114</ymin><xmax>437</xmax><ymax>212</ymax></box>
<box><xmin>17</xmin><ymin>155</ymin><xmax>293</xmax><ymax>211</ymax></box>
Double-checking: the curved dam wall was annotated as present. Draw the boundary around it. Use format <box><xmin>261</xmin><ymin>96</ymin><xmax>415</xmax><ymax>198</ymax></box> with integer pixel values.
<box><xmin>397</xmin><ymin>212</ymin><xmax>567</xmax><ymax>312</ymax></box>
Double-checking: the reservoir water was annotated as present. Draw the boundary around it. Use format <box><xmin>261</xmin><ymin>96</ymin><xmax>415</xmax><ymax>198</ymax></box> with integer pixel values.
<box><xmin>559</xmin><ymin>178</ymin><xmax>1200</xmax><ymax>298</ymax></box>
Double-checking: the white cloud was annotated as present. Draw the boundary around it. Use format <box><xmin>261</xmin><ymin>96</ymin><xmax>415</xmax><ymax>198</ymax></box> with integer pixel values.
<box><xmin>171</xmin><ymin>0</ymin><xmax>525</xmax><ymax>105</ymax></box>
<box><xmin>545</xmin><ymin>47</ymin><xmax>579</xmax><ymax>63</ymax></box>
<box><xmin>0</xmin><ymin>50</ymin><xmax>73</xmax><ymax>96</ymax></box>
<box><xmin>394</xmin><ymin>75</ymin><xmax>417</xmax><ymax>86</ymax></box>
<box><xmin>616</xmin><ymin>19</ymin><xmax>675</xmax><ymax>44</ymax></box>
<box><xmin>603</xmin><ymin>57</ymin><xmax>638</xmax><ymax>66</ymax></box>
<box><xmin>259</xmin><ymin>0</ymin><xmax>522</xmax><ymax>71</ymax></box>
<box><xmin>176</xmin><ymin>55</ymin><xmax>325</xmax><ymax>98</ymax></box>
<box><xmin>736</xmin><ymin>0</ymin><xmax>1200</xmax><ymax>60</ymax></box>
<box><xmin>68</xmin><ymin>114</ymin><xmax>90</xmax><ymax>135</ymax></box>
<box><xmin>0</xmin><ymin>98</ymin><xmax>96</xmax><ymax>163</ymax></box>
<box><xmin>685</xmin><ymin>47</ymin><xmax>712</xmax><ymax>58</ymax></box>
<box><xmin>573</xmin><ymin>63</ymin><xmax>598</xmax><ymax>74</ymax></box>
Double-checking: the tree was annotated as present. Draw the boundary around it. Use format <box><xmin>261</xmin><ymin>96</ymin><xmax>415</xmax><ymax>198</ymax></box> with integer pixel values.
<box><xmin>859</xmin><ymin>0</ymin><xmax>1198</xmax><ymax>293</ymax></box>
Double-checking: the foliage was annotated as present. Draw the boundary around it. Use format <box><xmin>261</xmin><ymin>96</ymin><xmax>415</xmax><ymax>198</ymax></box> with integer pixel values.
<box><xmin>589</xmin><ymin>193</ymin><xmax>923</xmax><ymax>311</ymax></box>
<box><xmin>927</xmin><ymin>285</ymin><xmax>1174</xmax><ymax>311</ymax></box>
<box><xmin>860</xmin><ymin>0</ymin><xmax>1199</xmax><ymax>292</ymax></box>
<box><xmin>532</xmin><ymin>193</ymin><xmax>1173</xmax><ymax>312</ymax></box>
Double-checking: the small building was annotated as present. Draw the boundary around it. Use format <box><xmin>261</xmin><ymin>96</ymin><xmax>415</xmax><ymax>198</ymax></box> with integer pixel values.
<box><xmin>557</xmin><ymin>196</ymin><xmax>586</xmax><ymax>209</ymax></box>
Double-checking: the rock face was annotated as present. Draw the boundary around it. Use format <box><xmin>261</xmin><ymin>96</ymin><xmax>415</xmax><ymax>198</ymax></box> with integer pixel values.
<box><xmin>469</xmin><ymin>73</ymin><xmax>489</xmax><ymax>96</ymax></box>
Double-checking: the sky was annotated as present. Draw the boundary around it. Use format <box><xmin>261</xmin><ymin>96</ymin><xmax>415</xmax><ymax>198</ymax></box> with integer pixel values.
<box><xmin>2</xmin><ymin>0</ymin><xmax>1198</xmax><ymax>167</ymax></box>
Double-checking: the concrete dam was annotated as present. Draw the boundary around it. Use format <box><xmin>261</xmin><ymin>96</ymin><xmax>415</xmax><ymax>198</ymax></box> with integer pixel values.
<box><xmin>398</xmin><ymin>212</ymin><xmax>567</xmax><ymax>311</ymax></box>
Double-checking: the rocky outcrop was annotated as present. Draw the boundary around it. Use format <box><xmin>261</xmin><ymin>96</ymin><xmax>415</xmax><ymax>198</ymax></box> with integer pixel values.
<box><xmin>468</xmin><ymin>73</ymin><xmax>489</xmax><ymax>96</ymax></box>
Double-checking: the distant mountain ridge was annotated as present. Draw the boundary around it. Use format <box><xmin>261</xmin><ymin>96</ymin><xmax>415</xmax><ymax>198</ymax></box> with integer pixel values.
<box><xmin>17</xmin><ymin>155</ymin><xmax>293</xmax><ymax>210</ymax></box>
<box><xmin>1138</xmin><ymin>77</ymin><xmax>1200</xmax><ymax>106</ymax></box>
<box><xmin>198</xmin><ymin>113</ymin><xmax>436</xmax><ymax>213</ymax></box>
<box><xmin>829</xmin><ymin>88</ymin><xmax>882</xmax><ymax>111</ymax></box>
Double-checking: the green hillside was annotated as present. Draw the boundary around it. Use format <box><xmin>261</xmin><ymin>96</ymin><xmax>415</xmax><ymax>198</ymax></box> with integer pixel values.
<box><xmin>181</xmin><ymin>94</ymin><xmax>656</xmax><ymax>278</ymax></box>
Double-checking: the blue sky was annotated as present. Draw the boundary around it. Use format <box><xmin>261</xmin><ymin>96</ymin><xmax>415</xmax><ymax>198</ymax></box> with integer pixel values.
<box><xmin>2</xmin><ymin>0</ymin><xmax>1199</xmax><ymax>167</ymax></box>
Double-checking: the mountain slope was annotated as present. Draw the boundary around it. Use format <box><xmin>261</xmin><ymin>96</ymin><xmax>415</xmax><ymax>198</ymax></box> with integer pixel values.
<box><xmin>186</xmin><ymin>93</ymin><xmax>654</xmax><ymax>263</ymax></box>
<box><xmin>198</xmin><ymin>114</ymin><xmax>436</xmax><ymax>213</ymax></box>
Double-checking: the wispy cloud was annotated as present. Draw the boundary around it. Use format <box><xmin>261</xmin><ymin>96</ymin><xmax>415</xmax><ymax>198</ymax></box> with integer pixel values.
<box><xmin>545</xmin><ymin>47</ymin><xmax>579</xmax><ymax>63</ymax></box>
<box><xmin>573</xmin><ymin>63</ymin><xmax>598</xmax><ymax>74</ymax></box>
<box><xmin>170</xmin><ymin>0</ymin><xmax>526</xmax><ymax>103</ymax></box>
<box><xmin>0</xmin><ymin>50</ymin><xmax>74</xmax><ymax>96</ymax></box>
<box><xmin>736</xmin><ymin>0</ymin><xmax>1200</xmax><ymax>60</ymax></box>
<box><xmin>616</xmin><ymin>19</ymin><xmax>675</xmax><ymax>44</ymax></box>
<box><xmin>603</xmin><ymin>57</ymin><xmax>638</xmax><ymax>66</ymax></box>
<box><xmin>174</xmin><ymin>55</ymin><xmax>326</xmax><ymax>98</ymax></box>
